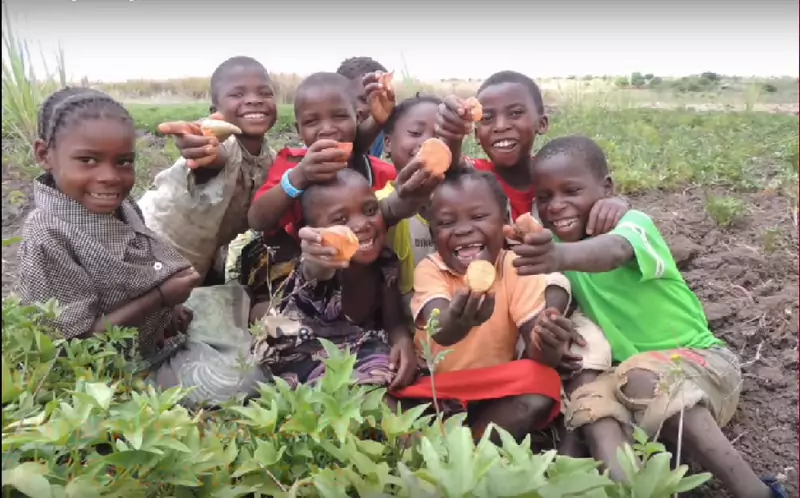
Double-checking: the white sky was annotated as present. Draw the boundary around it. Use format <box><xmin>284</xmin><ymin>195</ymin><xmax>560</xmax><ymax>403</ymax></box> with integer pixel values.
<box><xmin>4</xmin><ymin>0</ymin><xmax>799</xmax><ymax>82</ymax></box>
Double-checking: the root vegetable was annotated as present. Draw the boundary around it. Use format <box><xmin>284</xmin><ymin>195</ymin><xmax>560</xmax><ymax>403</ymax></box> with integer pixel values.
<box><xmin>463</xmin><ymin>97</ymin><xmax>483</xmax><ymax>122</ymax></box>
<box><xmin>465</xmin><ymin>260</ymin><xmax>496</xmax><ymax>293</ymax></box>
<box><xmin>320</xmin><ymin>225</ymin><xmax>359</xmax><ymax>262</ymax></box>
<box><xmin>335</xmin><ymin>142</ymin><xmax>354</xmax><ymax>160</ymax></box>
<box><xmin>416</xmin><ymin>137</ymin><xmax>452</xmax><ymax>177</ymax></box>
<box><xmin>200</xmin><ymin>119</ymin><xmax>242</xmax><ymax>141</ymax></box>
<box><xmin>514</xmin><ymin>213</ymin><xmax>543</xmax><ymax>236</ymax></box>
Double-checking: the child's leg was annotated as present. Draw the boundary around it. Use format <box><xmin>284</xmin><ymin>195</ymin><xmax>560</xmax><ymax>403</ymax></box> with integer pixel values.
<box><xmin>558</xmin><ymin>370</ymin><xmax>600</xmax><ymax>458</ymax></box>
<box><xmin>575</xmin><ymin>347</ymin><xmax>773</xmax><ymax>498</ymax></box>
<box><xmin>468</xmin><ymin>394</ymin><xmax>556</xmax><ymax>444</ymax></box>
<box><xmin>622</xmin><ymin>367</ymin><xmax>772</xmax><ymax>498</ymax></box>
<box><xmin>559</xmin><ymin>312</ymin><xmax>613</xmax><ymax>457</ymax></box>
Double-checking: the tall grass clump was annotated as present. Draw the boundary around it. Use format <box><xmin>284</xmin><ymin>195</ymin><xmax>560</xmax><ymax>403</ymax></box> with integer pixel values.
<box><xmin>1</xmin><ymin>5</ymin><xmax>67</xmax><ymax>155</ymax></box>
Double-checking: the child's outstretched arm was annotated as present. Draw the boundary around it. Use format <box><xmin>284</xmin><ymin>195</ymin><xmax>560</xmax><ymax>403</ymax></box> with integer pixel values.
<box><xmin>248</xmin><ymin>140</ymin><xmax>348</xmax><ymax>232</ymax></box>
<box><xmin>435</xmin><ymin>95</ymin><xmax>478</xmax><ymax>171</ymax></box>
<box><xmin>512</xmin><ymin>229</ymin><xmax>634</xmax><ymax>275</ymax></box>
<box><xmin>379</xmin><ymin>157</ymin><xmax>442</xmax><ymax>227</ymax></box>
<box><xmin>353</xmin><ymin>72</ymin><xmax>395</xmax><ymax>156</ymax></box>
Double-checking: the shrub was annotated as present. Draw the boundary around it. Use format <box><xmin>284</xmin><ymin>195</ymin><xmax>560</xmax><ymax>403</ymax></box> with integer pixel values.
<box><xmin>1</xmin><ymin>296</ymin><xmax>711</xmax><ymax>497</ymax></box>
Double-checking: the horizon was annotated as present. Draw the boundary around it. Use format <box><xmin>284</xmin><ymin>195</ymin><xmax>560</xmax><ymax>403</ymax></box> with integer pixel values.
<box><xmin>4</xmin><ymin>0</ymin><xmax>799</xmax><ymax>83</ymax></box>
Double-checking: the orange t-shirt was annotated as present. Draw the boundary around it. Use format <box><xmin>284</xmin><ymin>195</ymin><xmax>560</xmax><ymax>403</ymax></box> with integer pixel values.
<box><xmin>410</xmin><ymin>250</ymin><xmax>547</xmax><ymax>373</ymax></box>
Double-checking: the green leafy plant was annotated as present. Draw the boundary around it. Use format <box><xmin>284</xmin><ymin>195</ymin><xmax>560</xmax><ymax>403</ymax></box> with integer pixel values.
<box><xmin>2</xmin><ymin>297</ymin><xmax>711</xmax><ymax>497</ymax></box>
<box><xmin>705</xmin><ymin>194</ymin><xmax>748</xmax><ymax>228</ymax></box>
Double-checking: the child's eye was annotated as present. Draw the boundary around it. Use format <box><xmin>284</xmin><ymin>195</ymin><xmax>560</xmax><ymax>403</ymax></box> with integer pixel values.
<box><xmin>117</xmin><ymin>158</ymin><xmax>135</xmax><ymax>168</ymax></box>
<box><xmin>480</xmin><ymin>114</ymin><xmax>492</xmax><ymax>124</ymax></box>
<box><xmin>565</xmin><ymin>187</ymin><xmax>581</xmax><ymax>195</ymax></box>
<box><xmin>260</xmin><ymin>90</ymin><xmax>274</xmax><ymax>98</ymax></box>
<box><xmin>510</xmin><ymin>109</ymin><xmax>525</xmax><ymax>118</ymax></box>
<box><xmin>408</xmin><ymin>130</ymin><xmax>423</xmax><ymax>138</ymax></box>
<box><xmin>472</xmin><ymin>213</ymin><xmax>488</xmax><ymax>221</ymax></box>
<box><xmin>78</xmin><ymin>157</ymin><xmax>97</xmax><ymax>165</ymax></box>
<box><xmin>364</xmin><ymin>204</ymin><xmax>378</xmax><ymax>216</ymax></box>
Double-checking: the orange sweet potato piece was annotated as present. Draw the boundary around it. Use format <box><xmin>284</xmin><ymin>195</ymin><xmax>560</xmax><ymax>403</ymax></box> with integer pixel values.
<box><xmin>378</xmin><ymin>71</ymin><xmax>394</xmax><ymax>93</ymax></box>
<box><xmin>463</xmin><ymin>97</ymin><xmax>483</xmax><ymax>122</ymax></box>
<box><xmin>416</xmin><ymin>137</ymin><xmax>452</xmax><ymax>177</ymax></box>
<box><xmin>335</xmin><ymin>142</ymin><xmax>354</xmax><ymax>160</ymax></box>
<box><xmin>320</xmin><ymin>225</ymin><xmax>359</xmax><ymax>262</ymax></box>
<box><xmin>514</xmin><ymin>213</ymin><xmax>543</xmax><ymax>236</ymax></box>
<box><xmin>157</xmin><ymin>121</ymin><xmax>203</xmax><ymax>136</ymax></box>
<box><xmin>465</xmin><ymin>260</ymin><xmax>496</xmax><ymax>292</ymax></box>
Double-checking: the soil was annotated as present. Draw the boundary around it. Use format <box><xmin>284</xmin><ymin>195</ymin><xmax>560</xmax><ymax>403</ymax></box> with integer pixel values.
<box><xmin>1</xmin><ymin>164</ymin><xmax>797</xmax><ymax>496</ymax></box>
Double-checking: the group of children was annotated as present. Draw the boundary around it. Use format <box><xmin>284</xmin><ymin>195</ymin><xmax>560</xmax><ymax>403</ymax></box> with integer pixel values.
<box><xmin>16</xmin><ymin>55</ymin><xmax>786</xmax><ymax>498</ymax></box>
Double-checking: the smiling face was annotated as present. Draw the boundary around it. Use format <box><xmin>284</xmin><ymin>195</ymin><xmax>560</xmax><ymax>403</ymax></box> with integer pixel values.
<box><xmin>530</xmin><ymin>152</ymin><xmax>613</xmax><ymax>242</ymax></box>
<box><xmin>429</xmin><ymin>176</ymin><xmax>506</xmax><ymax>275</ymax></box>
<box><xmin>35</xmin><ymin>118</ymin><xmax>137</xmax><ymax>214</ymax></box>
<box><xmin>212</xmin><ymin>65</ymin><xmax>278</xmax><ymax>137</ymax></box>
<box><xmin>385</xmin><ymin>100</ymin><xmax>439</xmax><ymax>172</ymax></box>
<box><xmin>295</xmin><ymin>84</ymin><xmax>358</xmax><ymax>147</ymax></box>
<box><xmin>303</xmin><ymin>171</ymin><xmax>386</xmax><ymax>265</ymax></box>
<box><xmin>475</xmin><ymin>82</ymin><xmax>548</xmax><ymax>169</ymax></box>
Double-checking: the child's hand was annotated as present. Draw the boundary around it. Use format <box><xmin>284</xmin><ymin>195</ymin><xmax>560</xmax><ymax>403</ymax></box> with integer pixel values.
<box><xmin>530</xmin><ymin>308</ymin><xmax>575</xmax><ymax>369</ymax></box>
<box><xmin>586</xmin><ymin>197</ymin><xmax>630</xmax><ymax>235</ymax></box>
<box><xmin>388</xmin><ymin>334</ymin><xmax>417</xmax><ymax>390</ymax></box>
<box><xmin>394</xmin><ymin>157</ymin><xmax>442</xmax><ymax>200</ymax></box>
<box><xmin>159</xmin><ymin>267</ymin><xmax>202</xmax><ymax>307</ymax></box>
<box><xmin>511</xmin><ymin>229</ymin><xmax>564</xmax><ymax>275</ymax></box>
<box><xmin>363</xmin><ymin>71</ymin><xmax>395</xmax><ymax>124</ymax></box>
<box><xmin>158</xmin><ymin>112</ymin><xmax>226</xmax><ymax>169</ymax></box>
<box><xmin>297</xmin><ymin>226</ymin><xmax>351</xmax><ymax>271</ymax></box>
<box><xmin>444</xmin><ymin>288</ymin><xmax>496</xmax><ymax>330</ymax></box>
<box><xmin>291</xmin><ymin>139</ymin><xmax>350</xmax><ymax>190</ymax></box>
<box><xmin>435</xmin><ymin>95</ymin><xmax>474</xmax><ymax>143</ymax></box>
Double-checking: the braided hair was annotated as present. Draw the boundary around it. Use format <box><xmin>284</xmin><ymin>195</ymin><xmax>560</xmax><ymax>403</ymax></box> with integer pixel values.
<box><xmin>38</xmin><ymin>87</ymin><xmax>133</xmax><ymax>148</ymax></box>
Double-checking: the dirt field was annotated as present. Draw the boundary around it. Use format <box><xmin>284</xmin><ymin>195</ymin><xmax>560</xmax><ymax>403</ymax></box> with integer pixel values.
<box><xmin>2</xmin><ymin>121</ymin><xmax>798</xmax><ymax>496</ymax></box>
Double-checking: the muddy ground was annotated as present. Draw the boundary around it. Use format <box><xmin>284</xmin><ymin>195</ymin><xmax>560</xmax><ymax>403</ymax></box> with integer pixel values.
<box><xmin>1</xmin><ymin>158</ymin><xmax>797</xmax><ymax>497</ymax></box>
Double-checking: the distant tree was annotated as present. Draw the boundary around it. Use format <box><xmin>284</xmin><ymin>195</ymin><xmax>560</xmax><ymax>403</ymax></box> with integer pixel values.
<box><xmin>630</xmin><ymin>72</ymin><xmax>647</xmax><ymax>88</ymax></box>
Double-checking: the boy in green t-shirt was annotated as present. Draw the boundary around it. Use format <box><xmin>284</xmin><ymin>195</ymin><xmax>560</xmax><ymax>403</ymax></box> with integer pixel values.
<box><xmin>508</xmin><ymin>135</ymin><xmax>785</xmax><ymax>498</ymax></box>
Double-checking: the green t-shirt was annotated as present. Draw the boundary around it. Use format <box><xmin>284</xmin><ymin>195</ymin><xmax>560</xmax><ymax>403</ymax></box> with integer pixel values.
<box><xmin>564</xmin><ymin>210</ymin><xmax>722</xmax><ymax>363</ymax></box>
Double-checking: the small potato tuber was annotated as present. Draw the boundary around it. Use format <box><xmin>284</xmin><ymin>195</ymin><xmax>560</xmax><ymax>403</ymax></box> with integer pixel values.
<box><xmin>514</xmin><ymin>213</ymin><xmax>543</xmax><ymax>236</ymax></box>
<box><xmin>200</xmin><ymin>119</ymin><xmax>242</xmax><ymax>142</ymax></box>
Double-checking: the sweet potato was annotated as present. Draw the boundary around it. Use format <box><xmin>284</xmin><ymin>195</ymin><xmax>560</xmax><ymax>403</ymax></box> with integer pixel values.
<box><xmin>157</xmin><ymin>121</ymin><xmax>202</xmax><ymax>136</ymax></box>
<box><xmin>463</xmin><ymin>97</ymin><xmax>483</xmax><ymax>122</ymax></box>
<box><xmin>416</xmin><ymin>137</ymin><xmax>452</xmax><ymax>177</ymax></box>
<box><xmin>370</xmin><ymin>71</ymin><xmax>395</xmax><ymax>124</ymax></box>
<box><xmin>200</xmin><ymin>119</ymin><xmax>242</xmax><ymax>141</ymax></box>
<box><xmin>514</xmin><ymin>213</ymin><xmax>543</xmax><ymax>236</ymax></box>
<box><xmin>465</xmin><ymin>260</ymin><xmax>496</xmax><ymax>293</ymax></box>
<box><xmin>320</xmin><ymin>225</ymin><xmax>359</xmax><ymax>262</ymax></box>
<box><xmin>335</xmin><ymin>142</ymin><xmax>354</xmax><ymax>160</ymax></box>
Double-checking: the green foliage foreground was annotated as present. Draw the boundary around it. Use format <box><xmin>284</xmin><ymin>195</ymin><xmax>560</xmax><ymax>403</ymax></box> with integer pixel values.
<box><xmin>1</xmin><ymin>297</ymin><xmax>710</xmax><ymax>497</ymax></box>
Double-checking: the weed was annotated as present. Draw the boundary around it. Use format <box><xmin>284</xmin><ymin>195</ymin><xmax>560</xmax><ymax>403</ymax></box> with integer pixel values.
<box><xmin>705</xmin><ymin>194</ymin><xmax>749</xmax><ymax>228</ymax></box>
<box><xmin>762</xmin><ymin>227</ymin><xmax>784</xmax><ymax>254</ymax></box>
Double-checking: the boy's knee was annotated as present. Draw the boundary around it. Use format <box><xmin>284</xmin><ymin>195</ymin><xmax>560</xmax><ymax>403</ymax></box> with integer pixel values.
<box><xmin>515</xmin><ymin>394</ymin><xmax>556</xmax><ymax>426</ymax></box>
<box><xmin>620</xmin><ymin>368</ymin><xmax>659</xmax><ymax>401</ymax></box>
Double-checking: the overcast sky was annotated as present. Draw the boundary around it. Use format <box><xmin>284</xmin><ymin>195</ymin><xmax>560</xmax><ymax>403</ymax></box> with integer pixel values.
<box><xmin>5</xmin><ymin>0</ymin><xmax>799</xmax><ymax>82</ymax></box>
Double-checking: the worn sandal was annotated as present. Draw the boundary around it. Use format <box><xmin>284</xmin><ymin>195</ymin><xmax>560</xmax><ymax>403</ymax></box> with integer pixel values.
<box><xmin>762</xmin><ymin>476</ymin><xmax>788</xmax><ymax>498</ymax></box>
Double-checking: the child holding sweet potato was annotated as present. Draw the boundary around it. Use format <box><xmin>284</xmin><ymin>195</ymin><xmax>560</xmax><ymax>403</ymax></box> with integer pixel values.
<box><xmin>251</xmin><ymin>168</ymin><xmax>417</xmax><ymax>393</ymax></box>
<box><xmin>138</xmin><ymin>56</ymin><xmax>278</xmax><ymax>284</ymax></box>
<box><xmin>435</xmin><ymin>70</ymin><xmax>629</xmax><ymax>231</ymax></box>
<box><xmin>233</xmin><ymin>72</ymin><xmax>438</xmax><ymax>319</ymax></box>
<box><xmin>512</xmin><ymin>135</ymin><xmax>786</xmax><ymax>498</ymax></box>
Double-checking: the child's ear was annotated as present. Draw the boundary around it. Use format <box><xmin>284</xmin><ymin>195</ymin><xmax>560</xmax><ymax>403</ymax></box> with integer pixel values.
<box><xmin>209</xmin><ymin>105</ymin><xmax>217</xmax><ymax>114</ymax></box>
<box><xmin>537</xmin><ymin>115</ymin><xmax>550</xmax><ymax>136</ymax></box>
<box><xmin>603</xmin><ymin>174</ymin><xmax>615</xmax><ymax>196</ymax></box>
<box><xmin>383</xmin><ymin>135</ymin><xmax>392</xmax><ymax>159</ymax></box>
<box><xmin>33</xmin><ymin>139</ymin><xmax>50</xmax><ymax>169</ymax></box>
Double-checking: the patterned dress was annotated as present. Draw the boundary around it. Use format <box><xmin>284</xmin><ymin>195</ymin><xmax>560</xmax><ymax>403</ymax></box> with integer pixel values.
<box><xmin>253</xmin><ymin>248</ymin><xmax>399</xmax><ymax>388</ymax></box>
